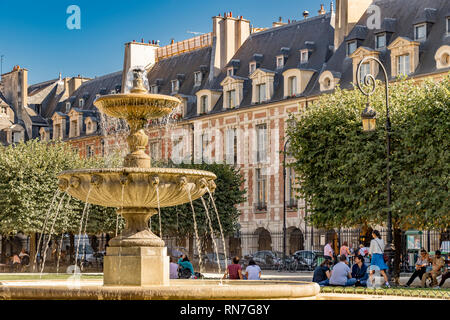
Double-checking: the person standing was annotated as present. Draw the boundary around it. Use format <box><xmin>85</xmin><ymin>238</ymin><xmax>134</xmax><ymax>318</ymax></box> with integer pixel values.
<box><xmin>421</xmin><ymin>250</ymin><xmax>445</xmax><ymax>288</ymax></box>
<box><xmin>223</xmin><ymin>256</ymin><xmax>243</xmax><ymax>280</ymax></box>
<box><xmin>324</xmin><ymin>241</ymin><xmax>334</xmax><ymax>262</ymax></box>
<box><xmin>329</xmin><ymin>255</ymin><xmax>353</xmax><ymax>286</ymax></box>
<box><xmin>404</xmin><ymin>249</ymin><xmax>429</xmax><ymax>287</ymax></box>
<box><xmin>340</xmin><ymin>242</ymin><xmax>351</xmax><ymax>259</ymax></box>
<box><xmin>368</xmin><ymin>230</ymin><xmax>390</xmax><ymax>287</ymax></box>
<box><xmin>245</xmin><ymin>260</ymin><xmax>261</xmax><ymax>280</ymax></box>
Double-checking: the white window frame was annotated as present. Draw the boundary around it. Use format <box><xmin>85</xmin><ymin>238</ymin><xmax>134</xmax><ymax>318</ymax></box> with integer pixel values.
<box><xmin>397</xmin><ymin>54</ymin><xmax>411</xmax><ymax>76</ymax></box>
<box><xmin>249</xmin><ymin>62</ymin><xmax>257</xmax><ymax>75</ymax></box>
<box><xmin>150</xmin><ymin>85</ymin><xmax>159</xmax><ymax>94</ymax></box>
<box><xmin>359</xmin><ymin>62</ymin><xmax>371</xmax><ymax>83</ymax></box>
<box><xmin>255</xmin><ymin>168</ymin><xmax>267</xmax><ymax>209</ymax></box>
<box><xmin>227</xmin><ymin>90</ymin><xmax>236</xmax><ymax>109</ymax></box>
<box><xmin>414</xmin><ymin>23</ymin><xmax>427</xmax><ymax>41</ymax></box>
<box><xmin>171</xmin><ymin>80</ymin><xmax>179</xmax><ymax>93</ymax></box>
<box><xmin>256</xmin><ymin>83</ymin><xmax>266</xmax><ymax>103</ymax></box>
<box><xmin>347</xmin><ymin>41</ymin><xmax>357</xmax><ymax>56</ymax></box>
<box><xmin>300</xmin><ymin>50</ymin><xmax>309</xmax><ymax>64</ymax></box>
<box><xmin>86</xmin><ymin>145</ymin><xmax>94</xmax><ymax>158</ymax></box>
<box><xmin>79</xmin><ymin>99</ymin><xmax>84</xmax><ymax>108</ymax></box>
<box><xmin>288</xmin><ymin>76</ymin><xmax>297</xmax><ymax>96</ymax></box>
<box><xmin>276</xmin><ymin>55</ymin><xmax>284</xmax><ymax>69</ymax></box>
<box><xmin>256</xmin><ymin>123</ymin><xmax>267</xmax><ymax>163</ymax></box>
<box><xmin>65</xmin><ymin>102</ymin><xmax>71</xmax><ymax>113</ymax></box>
<box><xmin>200</xmin><ymin>95</ymin><xmax>208</xmax><ymax>114</ymax></box>
<box><xmin>375</xmin><ymin>33</ymin><xmax>386</xmax><ymax>49</ymax></box>
<box><xmin>194</xmin><ymin>72</ymin><xmax>202</xmax><ymax>86</ymax></box>
<box><xmin>225</xmin><ymin>128</ymin><xmax>237</xmax><ymax>165</ymax></box>
<box><xmin>227</xmin><ymin>67</ymin><xmax>234</xmax><ymax>76</ymax></box>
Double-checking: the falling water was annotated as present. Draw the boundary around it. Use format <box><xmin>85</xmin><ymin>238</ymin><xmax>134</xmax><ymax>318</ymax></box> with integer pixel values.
<box><xmin>40</xmin><ymin>192</ymin><xmax>67</xmax><ymax>275</ymax></box>
<box><xmin>156</xmin><ymin>186</ymin><xmax>162</xmax><ymax>238</ymax></box>
<box><xmin>186</xmin><ymin>186</ymin><xmax>204</xmax><ymax>275</ymax></box>
<box><xmin>200</xmin><ymin>196</ymin><xmax>222</xmax><ymax>274</ymax></box>
<box><xmin>116</xmin><ymin>185</ymin><xmax>125</xmax><ymax>237</ymax></box>
<box><xmin>206</xmin><ymin>187</ymin><xmax>228</xmax><ymax>269</ymax></box>
<box><xmin>73</xmin><ymin>187</ymin><xmax>92</xmax><ymax>274</ymax></box>
<box><xmin>56</xmin><ymin>194</ymin><xmax>72</xmax><ymax>274</ymax></box>
<box><xmin>79</xmin><ymin>203</ymin><xmax>91</xmax><ymax>272</ymax></box>
<box><xmin>33</xmin><ymin>189</ymin><xmax>61</xmax><ymax>271</ymax></box>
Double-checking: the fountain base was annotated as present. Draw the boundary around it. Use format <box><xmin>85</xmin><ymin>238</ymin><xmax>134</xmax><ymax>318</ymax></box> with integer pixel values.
<box><xmin>104</xmin><ymin>246</ymin><xmax>169</xmax><ymax>286</ymax></box>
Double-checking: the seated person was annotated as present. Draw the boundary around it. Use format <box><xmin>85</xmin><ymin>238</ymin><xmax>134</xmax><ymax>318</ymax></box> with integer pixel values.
<box><xmin>169</xmin><ymin>257</ymin><xmax>179</xmax><ymax>279</ymax></box>
<box><xmin>312</xmin><ymin>260</ymin><xmax>332</xmax><ymax>286</ymax></box>
<box><xmin>421</xmin><ymin>250</ymin><xmax>445</xmax><ymax>288</ymax></box>
<box><xmin>437</xmin><ymin>268</ymin><xmax>449</xmax><ymax>289</ymax></box>
<box><xmin>223</xmin><ymin>256</ymin><xmax>243</xmax><ymax>280</ymax></box>
<box><xmin>178</xmin><ymin>256</ymin><xmax>195</xmax><ymax>279</ymax></box>
<box><xmin>245</xmin><ymin>260</ymin><xmax>261</xmax><ymax>280</ymax></box>
<box><xmin>404</xmin><ymin>249</ymin><xmax>428</xmax><ymax>287</ymax></box>
<box><xmin>329</xmin><ymin>255</ymin><xmax>353</xmax><ymax>286</ymax></box>
<box><xmin>350</xmin><ymin>255</ymin><xmax>368</xmax><ymax>287</ymax></box>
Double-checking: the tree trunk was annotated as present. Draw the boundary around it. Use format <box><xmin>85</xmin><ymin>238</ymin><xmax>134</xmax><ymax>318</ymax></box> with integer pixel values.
<box><xmin>69</xmin><ymin>233</ymin><xmax>75</xmax><ymax>264</ymax></box>
<box><xmin>0</xmin><ymin>235</ymin><xmax>6</xmax><ymax>263</ymax></box>
<box><xmin>393</xmin><ymin>227</ymin><xmax>402</xmax><ymax>285</ymax></box>
<box><xmin>188</xmin><ymin>234</ymin><xmax>194</xmax><ymax>259</ymax></box>
<box><xmin>29</xmin><ymin>233</ymin><xmax>37</xmax><ymax>265</ymax></box>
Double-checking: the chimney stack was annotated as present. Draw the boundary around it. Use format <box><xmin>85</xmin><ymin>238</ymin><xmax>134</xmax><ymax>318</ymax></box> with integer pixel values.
<box><xmin>318</xmin><ymin>4</ymin><xmax>326</xmax><ymax>15</ymax></box>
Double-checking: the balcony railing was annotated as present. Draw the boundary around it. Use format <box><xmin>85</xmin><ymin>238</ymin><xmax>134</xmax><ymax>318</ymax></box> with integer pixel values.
<box><xmin>254</xmin><ymin>202</ymin><xmax>267</xmax><ymax>212</ymax></box>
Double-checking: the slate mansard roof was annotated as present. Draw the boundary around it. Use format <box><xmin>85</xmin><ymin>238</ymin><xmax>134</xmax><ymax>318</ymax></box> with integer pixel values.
<box><xmin>311</xmin><ymin>0</ymin><xmax>450</xmax><ymax>95</ymax></box>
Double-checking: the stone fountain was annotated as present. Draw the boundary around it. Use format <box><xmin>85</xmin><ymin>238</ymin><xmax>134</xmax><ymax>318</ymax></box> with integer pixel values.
<box><xmin>57</xmin><ymin>68</ymin><xmax>217</xmax><ymax>286</ymax></box>
<box><xmin>0</xmin><ymin>68</ymin><xmax>320</xmax><ymax>300</ymax></box>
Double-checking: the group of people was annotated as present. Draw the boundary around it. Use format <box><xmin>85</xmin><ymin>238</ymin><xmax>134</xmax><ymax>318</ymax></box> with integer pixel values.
<box><xmin>405</xmin><ymin>249</ymin><xmax>448</xmax><ymax>288</ymax></box>
<box><xmin>317</xmin><ymin>230</ymin><xmax>449</xmax><ymax>288</ymax></box>
<box><xmin>169</xmin><ymin>255</ymin><xmax>196</xmax><ymax>279</ymax></box>
<box><xmin>4</xmin><ymin>249</ymin><xmax>30</xmax><ymax>272</ymax></box>
<box><xmin>317</xmin><ymin>230</ymin><xmax>391</xmax><ymax>287</ymax></box>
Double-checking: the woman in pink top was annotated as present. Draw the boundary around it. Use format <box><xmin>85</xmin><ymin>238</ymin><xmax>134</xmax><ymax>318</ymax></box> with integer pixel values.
<box><xmin>340</xmin><ymin>242</ymin><xmax>351</xmax><ymax>257</ymax></box>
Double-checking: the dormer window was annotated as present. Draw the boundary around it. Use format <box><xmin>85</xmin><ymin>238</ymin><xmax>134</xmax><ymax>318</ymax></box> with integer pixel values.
<box><xmin>375</xmin><ymin>33</ymin><xmax>386</xmax><ymax>49</ymax></box>
<box><xmin>200</xmin><ymin>95</ymin><xmax>208</xmax><ymax>114</ymax></box>
<box><xmin>249</xmin><ymin>62</ymin><xmax>257</xmax><ymax>75</ymax></box>
<box><xmin>276</xmin><ymin>56</ymin><xmax>284</xmax><ymax>69</ymax></box>
<box><xmin>194</xmin><ymin>72</ymin><xmax>202</xmax><ymax>86</ymax></box>
<box><xmin>414</xmin><ymin>23</ymin><xmax>427</xmax><ymax>41</ymax></box>
<box><xmin>65</xmin><ymin>102</ymin><xmax>71</xmax><ymax>113</ymax></box>
<box><xmin>397</xmin><ymin>54</ymin><xmax>411</xmax><ymax>76</ymax></box>
<box><xmin>256</xmin><ymin>83</ymin><xmax>267</xmax><ymax>103</ymax></box>
<box><xmin>347</xmin><ymin>41</ymin><xmax>357</xmax><ymax>56</ymax></box>
<box><xmin>1</xmin><ymin>106</ymin><xmax>7</xmax><ymax>114</ymax></box>
<box><xmin>150</xmin><ymin>85</ymin><xmax>159</xmax><ymax>94</ymax></box>
<box><xmin>287</xmin><ymin>76</ymin><xmax>297</xmax><ymax>96</ymax></box>
<box><xmin>227</xmin><ymin>68</ymin><xmax>234</xmax><ymax>76</ymax></box>
<box><xmin>79</xmin><ymin>99</ymin><xmax>84</xmax><ymax>108</ymax></box>
<box><xmin>171</xmin><ymin>80</ymin><xmax>179</xmax><ymax>93</ymax></box>
<box><xmin>227</xmin><ymin>90</ymin><xmax>236</xmax><ymax>109</ymax></box>
<box><xmin>300</xmin><ymin>50</ymin><xmax>309</xmax><ymax>64</ymax></box>
<box><xmin>359</xmin><ymin>63</ymin><xmax>370</xmax><ymax>83</ymax></box>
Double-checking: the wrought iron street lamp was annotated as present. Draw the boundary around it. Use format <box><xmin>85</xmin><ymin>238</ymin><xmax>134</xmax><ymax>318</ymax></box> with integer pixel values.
<box><xmin>356</xmin><ymin>56</ymin><xmax>393</xmax><ymax>275</ymax></box>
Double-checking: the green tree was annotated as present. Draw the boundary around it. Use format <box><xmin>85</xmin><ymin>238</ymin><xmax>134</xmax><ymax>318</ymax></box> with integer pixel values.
<box><xmin>287</xmin><ymin>76</ymin><xmax>449</xmax><ymax>280</ymax></box>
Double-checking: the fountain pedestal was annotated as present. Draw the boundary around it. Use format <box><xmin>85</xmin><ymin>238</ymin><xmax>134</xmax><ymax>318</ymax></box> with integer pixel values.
<box><xmin>103</xmin><ymin>208</ymin><xmax>169</xmax><ymax>286</ymax></box>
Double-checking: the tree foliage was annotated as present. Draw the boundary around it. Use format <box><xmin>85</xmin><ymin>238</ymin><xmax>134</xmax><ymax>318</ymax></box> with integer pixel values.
<box><xmin>0</xmin><ymin>140</ymin><xmax>122</xmax><ymax>236</ymax></box>
<box><xmin>287</xmin><ymin>75</ymin><xmax>449</xmax><ymax>231</ymax></box>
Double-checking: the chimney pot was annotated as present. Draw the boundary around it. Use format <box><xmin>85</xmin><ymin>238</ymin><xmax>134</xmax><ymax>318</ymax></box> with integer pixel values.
<box><xmin>318</xmin><ymin>4</ymin><xmax>326</xmax><ymax>15</ymax></box>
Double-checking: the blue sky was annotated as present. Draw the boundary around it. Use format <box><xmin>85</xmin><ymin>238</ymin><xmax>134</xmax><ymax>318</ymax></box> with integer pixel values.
<box><xmin>0</xmin><ymin>0</ymin><xmax>329</xmax><ymax>84</ymax></box>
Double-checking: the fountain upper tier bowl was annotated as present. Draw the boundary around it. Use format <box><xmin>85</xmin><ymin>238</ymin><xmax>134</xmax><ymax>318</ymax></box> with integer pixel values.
<box><xmin>94</xmin><ymin>93</ymin><xmax>181</xmax><ymax>120</ymax></box>
<box><xmin>57</xmin><ymin>167</ymin><xmax>217</xmax><ymax>208</ymax></box>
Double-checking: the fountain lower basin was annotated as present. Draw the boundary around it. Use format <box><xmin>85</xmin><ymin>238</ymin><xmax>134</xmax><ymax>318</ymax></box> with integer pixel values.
<box><xmin>0</xmin><ymin>279</ymin><xmax>320</xmax><ymax>300</ymax></box>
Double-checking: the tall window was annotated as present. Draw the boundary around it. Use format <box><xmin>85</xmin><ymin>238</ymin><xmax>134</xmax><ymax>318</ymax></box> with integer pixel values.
<box><xmin>171</xmin><ymin>80</ymin><xmax>179</xmax><ymax>93</ymax></box>
<box><xmin>414</xmin><ymin>24</ymin><xmax>426</xmax><ymax>41</ymax></box>
<box><xmin>249</xmin><ymin>62</ymin><xmax>256</xmax><ymax>75</ymax></box>
<box><xmin>225</xmin><ymin>128</ymin><xmax>237</xmax><ymax>165</ymax></box>
<box><xmin>200</xmin><ymin>95</ymin><xmax>208</xmax><ymax>114</ymax></box>
<box><xmin>79</xmin><ymin>99</ymin><xmax>84</xmax><ymax>108</ymax></box>
<box><xmin>256</xmin><ymin>83</ymin><xmax>266</xmax><ymax>103</ymax></box>
<box><xmin>0</xmin><ymin>106</ymin><xmax>6</xmax><ymax>114</ymax></box>
<box><xmin>150</xmin><ymin>85</ymin><xmax>159</xmax><ymax>94</ymax></box>
<box><xmin>256</xmin><ymin>124</ymin><xmax>267</xmax><ymax>163</ymax></box>
<box><xmin>65</xmin><ymin>102</ymin><xmax>71</xmax><ymax>113</ymax></box>
<box><xmin>256</xmin><ymin>168</ymin><xmax>267</xmax><ymax>210</ymax></box>
<box><xmin>300</xmin><ymin>50</ymin><xmax>309</xmax><ymax>64</ymax></box>
<box><xmin>397</xmin><ymin>54</ymin><xmax>410</xmax><ymax>75</ymax></box>
<box><xmin>201</xmin><ymin>133</ymin><xmax>209</xmax><ymax>163</ymax></box>
<box><xmin>359</xmin><ymin>63</ymin><xmax>370</xmax><ymax>82</ymax></box>
<box><xmin>286</xmin><ymin>167</ymin><xmax>297</xmax><ymax>208</ymax></box>
<box><xmin>194</xmin><ymin>72</ymin><xmax>202</xmax><ymax>86</ymax></box>
<box><xmin>227</xmin><ymin>90</ymin><xmax>236</xmax><ymax>108</ymax></box>
<box><xmin>375</xmin><ymin>33</ymin><xmax>386</xmax><ymax>49</ymax></box>
<box><xmin>86</xmin><ymin>145</ymin><xmax>94</xmax><ymax>158</ymax></box>
<box><xmin>150</xmin><ymin>141</ymin><xmax>160</xmax><ymax>161</ymax></box>
<box><xmin>276</xmin><ymin>56</ymin><xmax>284</xmax><ymax>69</ymax></box>
<box><xmin>288</xmin><ymin>76</ymin><xmax>297</xmax><ymax>96</ymax></box>
<box><xmin>347</xmin><ymin>41</ymin><xmax>357</xmax><ymax>56</ymax></box>
<box><xmin>71</xmin><ymin>120</ymin><xmax>78</xmax><ymax>137</ymax></box>
<box><xmin>227</xmin><ymin>68</ymin><xmax>234</xmax><ymax>76</ymax></box>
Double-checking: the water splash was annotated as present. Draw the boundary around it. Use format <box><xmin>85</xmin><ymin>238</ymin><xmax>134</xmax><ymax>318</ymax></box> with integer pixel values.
<box><xmin>206</xmin><ymin>187</ymin><xmax>228</xmax><ymax>269</ymax></box>
<box><xmin>185</xmin><ymin>186</ymin><xmax>204</xmax><ymax>275</ymax></box>
<box><xmin>40</xmin><ymin>192</ymin><xmax>67</xmax><ymax>275</ymax></box>
<box><xmin>200</xmin><ymin>196</ymin><xmax>222</xmax><ymax>275</ymax></box>
<box><xmin>79</xmin><ymin>203</ymin><xmax>91</xmax><ymax>272</ymax></box>
<box><xmin>73</xmin><ymin>187</ymin><xmax>92</xmax><ymax>274</ymax></box>
<box><xmin>156</xmin><ymin>186</ymin><xmax>162</xmax><ymax>238</ymax></box>
<box><xmin>56</xmin><ymin>194</ymin><xmax>72</xmax><ymax>274</ymax></box>
<box><xmin>33</xmin><ymin>189</ymin><xmax>61</xmax><ymax>271</ymax></box>
<box><xmin>116</xmin><ymin>185</ymin><xmax>125</xmax><ymax>237</ymax></box>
